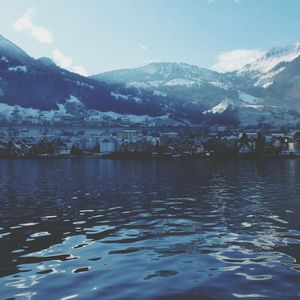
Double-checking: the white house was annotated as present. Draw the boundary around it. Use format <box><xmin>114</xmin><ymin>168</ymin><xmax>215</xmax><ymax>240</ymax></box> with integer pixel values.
<box><xmin>100</xmin><ymin>139</ymin><xmax>116</xmax><ymax>153</ymax></box>
<box><xmin>239</xmin><ymin>144</ymin><xmax>253</xmax><ymax>154</ymax></box>
<box><xmin>53</xmin><ymin>142</ymin><xmax>69</xmax><ymax>156</ymax></box>
<box><xmin>294</xmin><ymin>139</ymin><xmax>300</xmax><ymax>156</ymax></box>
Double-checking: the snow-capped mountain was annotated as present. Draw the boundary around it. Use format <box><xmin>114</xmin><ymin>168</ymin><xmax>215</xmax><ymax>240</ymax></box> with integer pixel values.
<box><xmin>0</xmin><ymin>35</ymin><xmax>186</xmax><ymax>122</ymax></box>
<box><xmin>1</xmin><ymin>33</ymin><xmax>300</xmax><ymax>126</ymax></box>
<box><xmin>0</xmin><ymin>35</ymin><xmax>238</xmax><ymax>125</ymax></box>
<box><xmin>237</xmin><ymin>44</ymin><xmax>300</xmax><ymax>88</ymax></box>
<box><xmin>92</xmin><ymin>46</ymin><xmax>300</xmax><ymax>125</ymax></box>
<box><xmin>92</xmin><ymin>62</ymin><xmax>241</xmax><ymax>109</ymax></box>
<box><xmin>93</xmin><ymin>62</ymin><xmax>221</xmax><ymax>84</ymax></box>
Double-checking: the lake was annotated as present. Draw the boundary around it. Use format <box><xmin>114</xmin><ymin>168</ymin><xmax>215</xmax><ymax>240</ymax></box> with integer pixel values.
<box><xmin>0</xmin><ymin>159</ymin><xmax>300</xmax><ymax>299</ymax></box>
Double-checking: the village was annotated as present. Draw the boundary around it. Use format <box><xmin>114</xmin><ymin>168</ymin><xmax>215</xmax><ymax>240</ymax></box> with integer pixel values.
<box><xmin>0</xmin><ymin>124</ymin><xmax>300</xmax><ymax>159</ymax></box>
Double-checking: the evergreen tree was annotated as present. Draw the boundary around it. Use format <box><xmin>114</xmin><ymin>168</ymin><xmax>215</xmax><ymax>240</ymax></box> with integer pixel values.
<box><xmin>256</xmin><ymin>131</ymin><xmax>265</xmax><ymax>157</ymax></box>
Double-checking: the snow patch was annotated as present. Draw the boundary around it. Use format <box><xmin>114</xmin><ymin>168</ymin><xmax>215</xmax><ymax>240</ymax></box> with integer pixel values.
<box><xmin>133</xmin><ymin>97</ymin><xmax>142</xmax><ymax>103</ymax></box>
<box><xmin>75</xmin><ymin>81</ymin><xmax>95</xmax><ymax>90</ymax></box>
<box><xmin>66</xmin><ymin>95</ymin><xmax>82</xmax><ymax>104</ymax></box>
<box><xmin>238</xmin><ymin>91</ymin><xmax>259</xmax><ymax>104</ymax></box>
<box><xmin>238</xmin><ymin>44</ymin><xmax>300</xmax><ymax>87</ymax></box>
<box><xmin>164</xmin><ymin>78</ymin><xmax>195</xmax><ymax>87</ymax></box>
<box><xmin>111</xmin><ymin>92</ymin><xmax>129</xmax><ymax>101</ymax></box>
<box><xmin>1</xmin><ymin>55</ymin><xmax>8</xmax><ymax>62</ymax></box>
<box><xmin>210</xmin><ymin>81</ymin><xmax>230</xmax><ymax>90</ymax></box>
<box><xmin>262</xmin><ymin>81</ymin><xmax>273</xmax><ymax>88</ymax></box>
<box><xmin>8</xmin><ymin>66</ymin><xmax>27</xmax><ymax>72</ymax></box>
<box><xmin>204</xmin><ymin>99</ymin><xmax>233</xmax><ymax>114</ymax></box>
<box><xmin>153</xmin><ymin>90</ymin><xmax>167</xmax><ymax>97</ymax></box>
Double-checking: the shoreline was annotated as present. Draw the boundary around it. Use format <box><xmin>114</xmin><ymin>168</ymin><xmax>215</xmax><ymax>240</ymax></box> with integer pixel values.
<box><xmin>1</xmin><ymin>153</ymin><xmax>300</xmax><ymax>160</ymax></box>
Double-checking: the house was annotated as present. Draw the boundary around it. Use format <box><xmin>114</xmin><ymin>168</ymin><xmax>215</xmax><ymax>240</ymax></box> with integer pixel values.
<box><xmin>116</xmin><ymin>130</ymin><xmax>138</xmax><ymax>140</ymax></box>
<box><xmin>53</xmin><ymin>140</ymin><xmax>69</xmax><ymax>156</ymax></box>
<box><xmin>100</xmin><ymin>138</ymin><xmax>116</xmax><ymax>153</ymax></box>
<box><xmin>293</xmin><ymin>139</ymin><xmax>300</xmax><ymax>156</ymax></box>
<box><xmin>14</xmin><ymin>140</ymin><xmax>31</xmax><ymax>156</ymax></box>
<box><xmin>0</xmin><ymin>141</ymin><xmax>7</xmax><ymax>155</ymax></box>
<box><xmin>178</xmin><ymin>140</ymin><xmax>197</xmax><ymax>156</ymax></box>
<box><xmin>281</xmin><ymin>141</ymin><xmax>296</xmax><ymax>156</ymax></box>
<box><xmin>159</xmin><ymin>132</ymin><xmax>179</xmax><ymax>145</ymax></box>
<box><xmin>239</xmin><ymin>144</ymin><xmax>254</xmax><ymax>154</ymax></box>
<box><xmin>238</xmin><ymin>133</ymin><xmax>254</xmax><ymax>155</ymax></box>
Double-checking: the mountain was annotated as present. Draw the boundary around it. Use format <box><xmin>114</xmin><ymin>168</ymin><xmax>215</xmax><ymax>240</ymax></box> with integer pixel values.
<box><xmin>0</xmin><ymin>35</ymin><xmax>191</xmax><ymax>125</ymax></box>
<box><xmin>92</xmin><ymin>62</ymin><xmax>220</xmax><ymax>83</ymax></box>
<box><xmin>265</xmin><ymin>55</ymin><xmax>300</xmax><ymax>108</ymax></box>
<box><xmin>1</xmin><ymin>34</ymin><xmax>300</xmax><ymax>127</ymax></box>
<box><xmin>92</xmin><ymin>44</ymin><xmax>300</xmax><ymax>126</ymax></box>
<box><xmin>92</xmin><ymin>62</ymin><xmax>242</xmax><ymax>108</ymax></box>
<box><xmin>0</xmin><ymin>35</ymin><xmax>243</xmax><ymax>125</ymax></box>
<box><xmin>236</xmin><ymin>44</ymin><xmax>300</xmax><ymax>88</ymax></box>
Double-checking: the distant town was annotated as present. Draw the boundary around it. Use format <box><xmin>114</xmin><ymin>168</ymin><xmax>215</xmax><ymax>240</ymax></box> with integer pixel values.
<box><xmin>0</xmin><ymin>124</ymin><xmax>300</xmax><ymax>159</ymax></box>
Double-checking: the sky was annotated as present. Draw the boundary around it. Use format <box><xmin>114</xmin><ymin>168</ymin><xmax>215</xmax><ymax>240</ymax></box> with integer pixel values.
<box><xmin>1</xmin><ymin>0</ymin><xmax>300</xmax><ymax>76</ymax></box>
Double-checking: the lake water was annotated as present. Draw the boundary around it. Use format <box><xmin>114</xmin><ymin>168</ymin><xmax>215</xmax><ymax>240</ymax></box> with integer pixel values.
<box><xmin>0</xmin><ymin>159</ymin><xmax>300</xmax><ymax>300</ymax></box>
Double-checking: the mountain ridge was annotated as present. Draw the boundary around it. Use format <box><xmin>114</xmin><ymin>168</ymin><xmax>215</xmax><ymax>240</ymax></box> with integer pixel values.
<box><xmin>1</xmin><ymin>34</ymin><xmax>300</xmax><ymax>126</ymax></box>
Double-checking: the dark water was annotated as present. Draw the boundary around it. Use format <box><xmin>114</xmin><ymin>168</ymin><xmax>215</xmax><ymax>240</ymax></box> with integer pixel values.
<box><xmin>0</xmin><ymin>159</ymin><xmax>300</xmax><ymax>300</ymax></box>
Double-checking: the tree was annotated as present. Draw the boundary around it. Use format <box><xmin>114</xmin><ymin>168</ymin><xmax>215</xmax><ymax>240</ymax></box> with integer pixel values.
<box><xmin>255</xmin><ymin>131</ymin><xmax>265</xmax><ymax>157</ymax></box>
<box><xmin>240</xmin><ymin>132</ymin><xmax>249</xmax><ymax>145</ymax></box>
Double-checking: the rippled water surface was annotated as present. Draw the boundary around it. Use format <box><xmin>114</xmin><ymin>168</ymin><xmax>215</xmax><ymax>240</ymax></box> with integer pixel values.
<box><xmin>1</xmin><ymin>159</ymin><xmax>300</xmax><ymax>300</ymax></box>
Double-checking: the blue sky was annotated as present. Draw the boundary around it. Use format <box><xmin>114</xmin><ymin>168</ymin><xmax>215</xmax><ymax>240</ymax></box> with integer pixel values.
<box><xmin>1</xmin><ymin>0</ymin><xmax>300</xmax><ymax>75</ymax></box>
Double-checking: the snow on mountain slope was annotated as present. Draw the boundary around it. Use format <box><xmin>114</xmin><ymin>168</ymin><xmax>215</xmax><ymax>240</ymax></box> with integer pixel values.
<box><xmin>93</xmin><ymin>62</ymin><xmax>220</xmax><ymax>84</ymax></box>
<box><xmin>238</xmin><ymin>44</ymin><xmax>300</xmax><ymax>87</ymax></box>
<box><xmin>0</xmin><ymin>34</ymin><xmax>28</xmax><ymax>59</ymax></box>
<box><xmin>93</xmin><ymin>62</ymin><xmax>238</xmax><ymax>112</ymax></box>
<box><xmin>0</xmin><ymin>96</ymin><xmax>180</xmax><ymax>126</ymax></box>
<box><xmin>240</xmin><ymin>44</ymin><xmax>300</xmax><ymax>74</ymax></box>
<box><xmin>238</xmin><ymin>91</ymin><xmax>260</xmax><ymax>104</ymax></box>
<box><xmin>204</xmin><ymin>99</ymin><xmax>234</xmax><ymax>114</ymax></box>
<box><xmin>8</xmin><ymin>65</ymin><xmax>28</xmax><ymax>72</ymax></box>
<box><xmin>1</xmin><ymin>33</ymin><xmax>300</xmax><ymax>126</ymax></box>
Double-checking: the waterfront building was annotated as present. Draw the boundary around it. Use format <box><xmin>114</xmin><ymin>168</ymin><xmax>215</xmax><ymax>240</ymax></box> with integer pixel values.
<box><xmin>100</xmin><ymin>139</ymin><xmax>116</xmax><ymax>153</ymax></box>
<box><xmin>53</xmin><ymin>141</ymin><xmax>69</xmax><ymax>156</ymax></box>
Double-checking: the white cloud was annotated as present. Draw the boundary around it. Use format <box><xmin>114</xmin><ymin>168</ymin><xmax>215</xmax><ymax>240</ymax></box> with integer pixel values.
<box><xmin>211</xmin><ymin>49</ymin><xmax>265</xmax><ymax>73</ymax></box>
<box><xmin>53</xmin><ymin>50</ymin><xmax>88</xmax><ymax>76</ymax></box>
<box><xmin>13</xmin><ymin>9</ymin><xmax>53</xmax><ymax>44</ymax></box>
<box><xmin>139</xmin><ymin>44</ymin><xmax>148</xmax><ymax>51</ymax></box>
<box><xmin>53</xmin><ymin>49</ymin><xmax>72</xmax><ymax>68</ymax></box>
<box><xmin>73</xmin><ymin>65</ymin><xmax>88</xmax><ymax>77</ymax></box>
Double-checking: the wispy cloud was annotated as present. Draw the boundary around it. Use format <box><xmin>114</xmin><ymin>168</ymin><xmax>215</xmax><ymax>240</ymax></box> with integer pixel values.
<box><xmin>139</xmin><ymin>44</ymin><xmax>148</xmax><ymax>51</ymax></box>
<box><xmin>14</xmin><ymin>9</ymin><xmax>88</xmax><ymax>76</ymax></box>
<box><xmin>53</xmin><ymin>49</ymin><xmax>88</xmax><ymax>76</ymax></box>
<box><xmin>13</xmin><ymin>9</ymin><xmax>53</xmax><ymax>44</ymax></box>
<box><xmin>73</xmin><ymin>65</ymin><xmax>88</xmax><ymax>76</ymax></box>
<box><xmin>53</xmin><ymin>49</ymin><xmax>72</xmax><ymax>68</ymax></box>
<box><xmin>212</xmin><ymin>48</ymin><xmax>265</xmax><ymax>72</ymax></box>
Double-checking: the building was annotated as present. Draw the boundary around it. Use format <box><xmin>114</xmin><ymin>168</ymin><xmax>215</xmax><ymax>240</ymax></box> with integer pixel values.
<box><xmin>294</xmin><ymin>139</ymin><xmax>300</xmax><ymax>156</ymax></box>
<box><xmin>116</xmin><ymin>130</ymin><xmax>138</xmax><ymax>140</ymax></box>
<box><xmin>238</xmin><ymin>133</ymin><xmax>254</xmax><ymax>154</ymax></box>
<box><xmin>0</xmin><ymin>141</ymin><xmax>7</xmax><ymax>155</ymax></box>
<box><xmin>53</xmin><ymin>141</ymin><xmax>69</xmax><ymax>156</ymax></box>
<box><xmin>100</xmin><ymin>138</ymin><xmax>116</xmax><ymax>153</ymax></box>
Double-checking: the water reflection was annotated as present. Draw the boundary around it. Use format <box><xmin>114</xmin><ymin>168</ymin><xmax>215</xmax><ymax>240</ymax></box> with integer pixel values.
<box><xmin>0</xmin><ymin>159</ymin><xmax>300</xmax><ymax>299</ymax></box>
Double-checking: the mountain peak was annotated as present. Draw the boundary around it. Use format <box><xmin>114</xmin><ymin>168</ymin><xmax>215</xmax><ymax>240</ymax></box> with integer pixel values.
<box><xmin>37</xmin><ymin>56</ymin><xmax>57</xmax><ymax>67</ymax></box>
<box><xmin>265</xmin><ymin>44</ymin><xmax>300</xmax><ymax>58</ymax></box>
<box><xmin>0</xmin><ymin>34</ymin><xmax>30</xmax><ymax>62</ymax></box>
<box><xmin>238</xmin><ymin>43</ymin><xmax>300</xmax><ymax>85</ymax></box>
<box><xmin>92</xmin><ymin>61</ymin><xmax>218</xmax><ymax>84</ymax></box>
